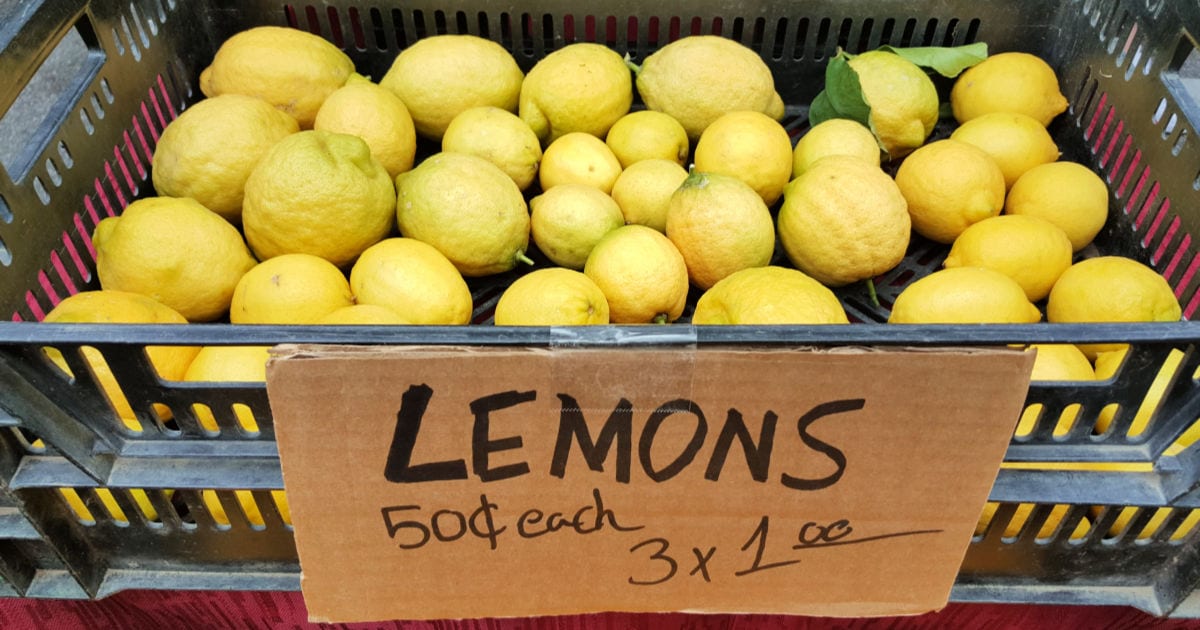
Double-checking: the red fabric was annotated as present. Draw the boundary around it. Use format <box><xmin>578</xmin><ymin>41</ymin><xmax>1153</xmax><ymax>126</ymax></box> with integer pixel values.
<box><xmin>0</xmin><ymin>592</ymin><xmax>1197</xmax><ymax>629</ymax></box>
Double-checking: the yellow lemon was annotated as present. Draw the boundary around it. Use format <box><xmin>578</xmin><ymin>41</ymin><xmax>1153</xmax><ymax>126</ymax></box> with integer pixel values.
<box><xmin>230</xmin><ymin>254</ymin><xmax>353</xmax><ymax>324</ymax></box>
<box><xmin>42</xmin><ymin>291</ymin><xmax>199</xmax><ymax>432</ymax></box>
<box><xmin>350</xmin><ymin>238</ymin><xmax>473</xmax><ymax>325</ymax></box>
<box><xmin>894</xmin><ymin>139</ymin><xmax>1006</xmax><ymax>244</ymax></box>
<box><xmin>315</xmin><ymin>304</ymin><xmax>410</xmax><ymax>325</ymax></box>
<box><xmin>94</xmin><ymin>197</ymin><xmax>257</xmax><ymax>322</ymax></box>
<box><xmin>610</xmin><ymin>158</ymin><xmax>689</xmax><ymax>233</ymax></box>
<box><xmin>199</xmin><ymin>26</ymin><xmax>353</xmax><ymax>128</ymax></box>
<box><xmin>396</xmin><ymin>152</ymin><xmax>531</xmax><ymax>276</ymax></box>
<box><xmin>242</xmin><ymin>130</ymin><xmax>395</xmax><ymax>267</ymax></box>
<box><xmin>693</xmin><ymin>111</ymin><xmax>793</xmax><ymax>206</ymax></box>
<box><xmin>1014</xmin><ymin>344</ymin><xmax>1095</xmax><ymax>436</ymax></box>
<box><xmin>792</xmin><ymin>119</ymin><xmax>881</xmax><ymax>178</ymax></box>
<box><xmin>951</xmin><ymin>52</ymin><xmax>1069</xmax><ymax>126</ymax></box>
<box><xmin>379</xmin><ymin>35</ymin><xmax>524</xmax><ymax>140</ymax></box>
<box><xmin>203</xmin><ymin>490</ymin><xmax>291</xmax><ymax>527</ymax></box>
<box><xmin>777</xmin><ymin>156</ymin><xmax>910</xmax><ymax>287</ymax></box>
<box><xmin>520</xmin><ymin>43</ymin><xmax>633</xmax><ymax>143</ymax></box>
<box><xmin>605</xmin><ymin>110</ymin><xmax>690</xmax><ymax>168</ymax></box>
<box><xmin>976</xmin><ymin>502</ymin><xmax>1090</xmax><ymax>540</ymax></box>
<box><xmin>692</xmin><ymin>266</ymin><xmax>849</xmax><ymax>325</ymax></box>
<box><xmin>539</xmin><ymin>132</ymin><xmax>623</xmax><ymax>193</ymax></box>
<box><xmin>494</xmin><ymin>268</ymin><xmax>610</xmax><ymax>326</ymax></box>
<box><xmin>944</xmin><ymin>215</ymin><xmax>1073</xmax><ymax>302</ymax></box>
<box><xmin>635</xmin><ymin>35</ymin><xmax>784</xmax><ymax>140</ymax></box>
<box><xmin>1005</xmin><ymin>161</ymin><xmax>1110</xmax><ymax>252</ymax></box>
<box><xmin>1030</xmin><ymin>344</ymin><xmax>1095</xmax><ymax>381</ymax></box>
<box><xmin>888</xmin><ymin>267</ymin><xmax>1042</xmax><ymax>324</ymax></box>
<box><xmin>1094</xmin><ymin>347</ymin><xmax>1186</xmax><ymax>438</ymax></box>
<box><xmin>183</xmin><ymin>345</ymin><xmax>271</xmax><ymax>433</ymax></box>
<box><xmin>846</xmin><ymin>50</ymin><xmax>939</xmax><ymax>158</ymax></box>
<box><xmin>1047</xmin><ymin>256</ymin><xmax>1181</xmax><ymax>357</ymax></box>
<box><xmin>950</xmin><ymin>112</ymin><xmax>1060</xmax><ymax>189</ymax></box>
<box><xmin>666</xmin><ymin>171</ymin><xmax>775</xmax><ymax>289</ymax></box>
<box><xmin>152</xmin><ymin>94</ymin><xmax>298</xmax><ymax>223</ymax></box>
<box><xmin>442</xmin><ymin>106</ymin><xmax>542</xmax><ymax>190</ymax></box>
<box><xmin>584</xmin><ymin>225</ymin><xmax>689</xmax><ymax>323</ymax></box>
<box><xmin>313</xmin><ymin>74</ymin><xmax>417</xmax><ymax>179</ymax></box>
<box><xmin>530</xmin><ymin>184</ymin><xmax>625</xmax><ymax>270</ymax></box>
<box><xmin>185</xmin><ymin>346</ymin><xmax>270</xmax><ymax>382</ymax></box>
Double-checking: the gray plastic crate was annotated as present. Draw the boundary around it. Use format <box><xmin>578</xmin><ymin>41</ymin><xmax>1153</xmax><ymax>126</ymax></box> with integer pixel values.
<box><xmin>3</xmin><ymin>0</ymin><xmax>1200</xmax><ymax>615</ymax></box>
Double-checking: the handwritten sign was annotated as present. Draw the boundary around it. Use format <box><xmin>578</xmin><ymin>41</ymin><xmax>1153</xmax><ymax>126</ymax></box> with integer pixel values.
<box><xmin>267</xmin><ymin>345</ymin><xmax>1033</xmax><ymax>622</ymax></box>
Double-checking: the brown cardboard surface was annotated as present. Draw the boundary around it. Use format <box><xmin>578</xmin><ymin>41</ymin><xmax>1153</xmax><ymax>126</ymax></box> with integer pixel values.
<box><xmin>267</xmin><ymin>344</ymin><xmax>1034</xmax><ymax>623</ymax></box>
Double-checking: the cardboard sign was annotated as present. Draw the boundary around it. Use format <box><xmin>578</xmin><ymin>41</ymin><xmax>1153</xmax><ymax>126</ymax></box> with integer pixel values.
<box><xmin>267</xmin><ymin>345</ymin><xmax>1033</xmax><ymax>623</ymax></box>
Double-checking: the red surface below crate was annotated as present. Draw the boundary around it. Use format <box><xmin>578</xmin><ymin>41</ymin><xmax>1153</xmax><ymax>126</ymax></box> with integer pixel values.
<box><xmin>2</xmin><ymin>593</ymin><xmax>1200</xmax><ymax>629</ymax></box>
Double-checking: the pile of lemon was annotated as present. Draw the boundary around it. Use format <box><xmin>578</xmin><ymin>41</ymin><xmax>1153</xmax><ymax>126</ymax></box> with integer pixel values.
<box><xmin>41</xmin><ymin>27</ymin><xmax>1186</xmax><ymax>394</ymax></box>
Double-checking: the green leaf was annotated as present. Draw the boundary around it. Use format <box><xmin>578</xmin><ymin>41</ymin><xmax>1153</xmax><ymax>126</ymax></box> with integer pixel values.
<box><xmin>823</xmin><ymin>52</ymin><xmax>872</xmax><ymax>127</ymax></box>
<box><xmin>808</xmin><ymin>90</ymin><xmax>836</xmax><ymax>126</ymax></box>
<box><xmin>877</xmin><ymin>42</ymin><xmax>988</xmax><ymax>78</ymax></box>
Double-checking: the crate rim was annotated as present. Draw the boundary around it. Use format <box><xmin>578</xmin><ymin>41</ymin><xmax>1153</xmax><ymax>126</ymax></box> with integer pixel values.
<box><xmin>3</xmin><ymin>320</ymin><xmax>1200</xmax><ymax>347</ymax></box>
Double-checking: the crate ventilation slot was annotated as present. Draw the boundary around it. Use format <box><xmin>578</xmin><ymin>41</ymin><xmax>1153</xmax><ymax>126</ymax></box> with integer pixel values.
<box><xmin>10</xmin><ymin>73</ymin><xmax>181</xmax><ymax>322</ymax></box>
<box><xmin>283</xmin><ymin>6</ymin><xmax>981</xmax><ymax>61</ymax></box>
<box><xmin>1073</xmin><ymin>66</ymin><xmax>1200</xmax><ymax>319</ymax></box>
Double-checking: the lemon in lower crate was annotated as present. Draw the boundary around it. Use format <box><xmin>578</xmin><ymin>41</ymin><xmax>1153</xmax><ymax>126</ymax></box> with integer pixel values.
<box><xmin>693</xmin><ymin>111</ymin><xmax>792</xmax><ymax>206</ymax></box>
<box><xmin>889</xmin><ymin>267</ymin><xmax>1042</xmax><ymax>324</ymax></box>
<box><xmin>951</xmin><ymin>52</ymin><xmax>1068</xmax><ymax>127</ymax></box>
<box><xmin>203</xmin><ymin>489</ymin><xmax>291</xmax><ymax>527</ymax></box>
<box><xmin>230</xmin><ymin>254</ymin><xmax>353</xmax><ymax>325</ymax></box>
<box><xmin>944</xmin><ymin>215</ymin><xmax>1073</xmax><ymax>302</ymax></box>
<box><xmin>791</xmin><ymin>119</ymin><xmax>881</xmax><ymax>178</ymax></box>
<box><xmin>1005</xmin><ymin>161</ymin><xmax>1110</xmax><ymax>252</ymax></box>
<box><xmin>634</xmin><ymin>35</ymin><xmax>784</xmax><ymax>140</ymax></box>
<box><xmin>243</xmin><ymin>130</ymin><xmax>396</xmax><ymax>267</ymax></box>
<box><xmin>610</xmin><ymin>159</ymin><xmax>689</xmax><ymax>233</ymax></box>
<box><xmin>666</xmin><ymin>171</ymin><xmax>775</xmax><ymax>289</ymax></box>
<box><xmin>442</xmin><ymin>106</ymin><xmax>542</xmax><ymax>191</ymax></box>
<box><xmin>1048</xmin><ymin>257</ymin><xmax>1181</xmax><ymax>357</ymax></box>
<box><xmin>539</xmin><ymin>132</ymin><xmax>624</xmax><ymax>194</ymax></box>
<box><xmin>94</xmin><ymin>197</ymin><xmax>257</xmax><ymax>322</ymax></box>
<box><xmin>519</xmin><ymin>43</ymin><xmax>633</xmax><ymax>143</ymax></box>
<box><xmin>846</xmin><ymin>50</ymin><xmax>940</xmax><ymax>158</ymax></box>
<box><xmin>350</xmin><ymin>238</ymin><xmax>473</xmax><ymax>325</ymax></box>
<box><xmin>315</xmin><ymin>304</ymin><xmax>410</xmax><ymax>325</ymax></box>
<box><xmin>379</xmin><ymin>34</ymin><xmax>524</xmax><ymax>141</ymax></box>
<box><xmin>530</xmin><ymin>184</ymin><xmax>625</xmax><ymax>270</ymax></box>
<box><xmin>151</xmin><ymin>94</ymin><xmax>299</xmax><ymax>223</ymax></box>
<box><xmin>183</xmin><ymin>345</ymin><xmax>271</xmax><ymax>433</ymax></box>
<box><xmin>976</xmin><ymin>502</ymin><xmax>1090</xmax><ymax>540</ymax></box>
<box><xmin>42</xmin><ymin>291</ymin><xmax>199</xmax><ymax>432</ymax></box>
<box><xmin>313</xmin><ymin>74</ymin><xmax>417</xmax><ymax>179</ymax></box>
<box><xmin>396</xmin><ymin>152</ymin><xmax>531</xmax><ymax>277</ymax></box>
<box><xmin>692</xmin><ymin>266</ymin><xmax>849</xmax><ymax>325</ymax></box>
<box><xmin>605</xmin><ymin>110</ymin><xmax>690</xmax><ymax>168</ymax></box>
<box><xmin>894</xmin><ymin>139</ymin><xmax>1006</xmax><ymax>244</ymax></box>
<box><xmin>494</xmin><ymin>268</ymin><xmax>610</xmax><ymax>326</ymax></box>
<box><xmin>777</xmin><ymin>156</ymin><xmax>910</xmax><ymax>287</ymax></box>
<box><xmin>1092</xmin><ymin>346</ymin><xmax>1187</xmax><ymax>438</ymax></box>
<box><xmin>1014</xmin><ymin>344</ymin><xmax>1096</xmax><ymax>437</ymax></box>
<box><xmin>199</xmin><ymin>26</ymin><xmax>354</xmax><ymax>128</ymax></box>
<box><xmin>949</xmin><ymin>112</ymin><xmax>1060</xmax><ymax>189</ymax></box>
<box><xmin>584</xmin><ymin>225</ymin><xmax>689</xmax><ymax>324</ymax></box>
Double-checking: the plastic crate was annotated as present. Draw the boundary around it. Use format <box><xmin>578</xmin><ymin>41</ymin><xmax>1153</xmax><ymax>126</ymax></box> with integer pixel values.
<box><xmin>3</xmin><ymin>0</ymin><xmax>1200</xmax><ymax>616</ymax></box>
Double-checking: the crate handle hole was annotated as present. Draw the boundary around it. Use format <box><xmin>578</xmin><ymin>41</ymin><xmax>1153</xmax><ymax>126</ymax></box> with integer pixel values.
<box><xmin>1162</xmin><ymin>34</ymin><xmax>1200</xmax><ymax>138</ymax></box>
<box><xmin>0</xmin><ymin>16</ymin><xmax>105</xmax><ymax>184</ymax></box>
